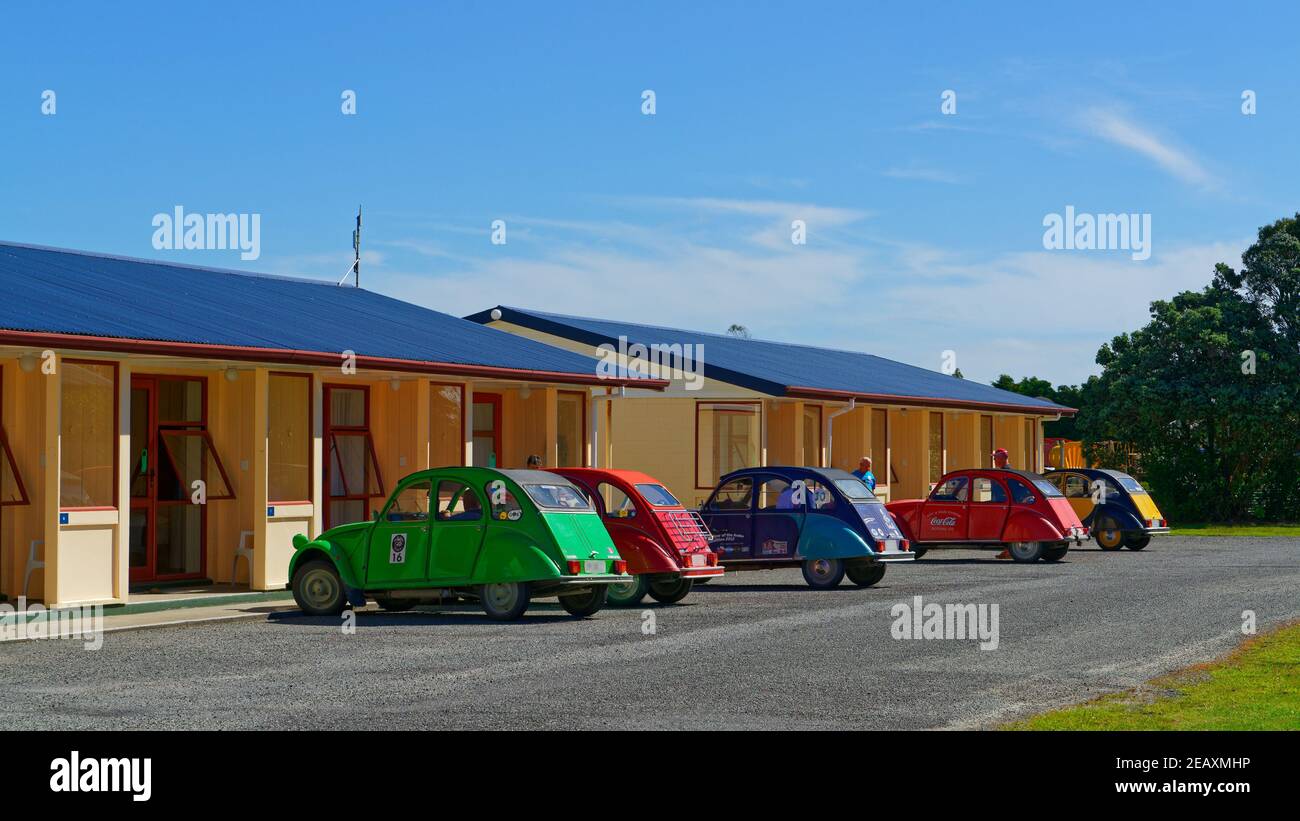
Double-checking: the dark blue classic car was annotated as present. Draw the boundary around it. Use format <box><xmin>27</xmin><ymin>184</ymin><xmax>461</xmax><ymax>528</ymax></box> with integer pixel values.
<box><xmin>697</xmin><ymin>466</ymin><xmax>914</xmax><ymax>588</ymax></box>
<box><xmin>1043</xmin><ymin>467</ymin><xmax>1169</xmax><ymax>550</ymax></box>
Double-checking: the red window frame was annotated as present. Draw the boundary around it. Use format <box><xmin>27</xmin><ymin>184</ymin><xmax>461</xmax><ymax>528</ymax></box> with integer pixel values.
<box><xmin>0</xmin><ymin>368</ymin><xmax>30</xmax><ymax>507</ymax></box>
<box><xmin>323</xmin><ymin>384</ymin><xmax>386</xmax><ymax>527</ymax></box>
<box><xmin>694</xmin><ymin>400</ymin><xmax>763</xmax><ymax>490</ymax></box>
<box><xmin>556</xmin><ymin>389</ymin><xmax>589</xmax><ymax>467</ymax></box>
<box><xmin>157</xmin><ymin>428</ymin><xmax>237</xmax><ymax>501</ymax></box>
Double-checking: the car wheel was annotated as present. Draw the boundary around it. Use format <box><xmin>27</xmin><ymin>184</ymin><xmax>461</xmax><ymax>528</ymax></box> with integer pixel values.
<box><xmin>558</xmin><ymin>586</ymin><xmax>607</xmax><ymax>618</ymax></box>
<box><xmin>376</xmin><ymin>597</ymin><xmax>418</xmax><ymax>611</ymax></box>
<box><xmin>801</xmin><ymin>558</ymin><xmax>845</xmax><ymax>589</ymax></box>
<box><xmin>1125</xmin><ymin>535</ymin><xmax>1151</xmax><ymax>551</ymax></box>
<box><xmin>647</xmin><ymin>576</ymin><xmax>694</xmax><ymax>604</ymax></box>
<box><xmin>480</xmin><ymin>581</ymin><xmax>530</xmax><ymax>621</ymax></box>
<box><xmin>292</xmin><ymin>559</ymin><xmax>347</xmax><ymax>616</ymax></box>
<box><xmin>1007</xmin><ymin>542</ymin><xmax>1044</xmax><ymax>562</ymax></box>
<box><xmin>1041</xmin><ymin>545</ymin><xmax>1069</xmax><ymax>562</ymax></box>
<box><xmin>1095</xmin><ymin>518</ymin><xmax>1124</xmax><ymax>550</ymax></box>
<box><xmin>605</xmin><ymin>575</ymin><xmax>648</xmax><ymax>606</ymax></box>
<box><xmin>845</xmin><ymin>563</ymin><xmax>887</xmax><ymax>587</ymax></box>
<box><xmin>912</xmin><ymin>547</ymin><xmax>929</xmax><ymax>559</ymax></box>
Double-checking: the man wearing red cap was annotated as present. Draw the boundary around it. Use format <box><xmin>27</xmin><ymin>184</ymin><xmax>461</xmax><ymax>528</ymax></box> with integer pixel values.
<box><xmin>992</xmin><ymin>448</ymin><xmax>1011</xmax><ymax>559</ymax></box>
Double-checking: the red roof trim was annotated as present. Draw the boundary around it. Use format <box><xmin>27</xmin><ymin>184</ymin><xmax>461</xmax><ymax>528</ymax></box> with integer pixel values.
<box><xmin>784</xmin><ymin>385</ymin><xmax>1075</xmax><ymax>416</ymax></box>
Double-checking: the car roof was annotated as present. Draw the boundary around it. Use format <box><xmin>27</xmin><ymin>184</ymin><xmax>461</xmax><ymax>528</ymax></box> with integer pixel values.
<box><xmin>1044</xmin><ymin>467</ymin><xmax>1134</xmax><ymax>480</ymax></box>
<box><xmin>718</xmin><ymin>465</ymin><xmax>862</xmax><ymax>484</ymax></box>
<box><xmin>547</xmin><ymin>467</ymin><xmax>666</xmax><ymax>487</ymax></box>
<box><xmin>948</xmin><ymin>468</ymin><xmax>1051</xmax><ymax>484</ymax></box>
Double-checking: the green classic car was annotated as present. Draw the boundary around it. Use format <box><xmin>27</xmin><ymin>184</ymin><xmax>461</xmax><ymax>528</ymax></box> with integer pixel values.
<box><xmin>288</xmin><ymin>467</ymin><xmax>629</xmax><ymax>621</ymax></box>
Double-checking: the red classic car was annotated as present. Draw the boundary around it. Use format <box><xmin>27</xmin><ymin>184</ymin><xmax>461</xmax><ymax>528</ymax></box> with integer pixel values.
<box><xmin>549</xmin><ymin>468</ymin><xmax>722</xmax><ymax>605</ymax></box>
<box><xmin>886</xmin><ymin>469</ymin><xmax>1088</xmax><ymax>562</ymax></box>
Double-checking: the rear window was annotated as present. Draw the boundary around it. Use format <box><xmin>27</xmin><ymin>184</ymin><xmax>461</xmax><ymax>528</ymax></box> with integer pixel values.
<box><xmin>523</xmin><ymin>483</ymin><xmax>592</xmax><ymax>510</ymax></box>
<box><xmin>833</xmin><ymin>478</ymin><xmax>872</xmax><ymax>499</ymax></box>
<box><xmin>1113</xmin><ymin>474</ymin><xmax>1147</xmax><ymax>494</ymax></box>
<box><xmin>1033</xmin><ymin>479</ymin><xmax>1064</xmax><ymax>498</ymax></box>
<box><xmin>634</xmin><ymin>483</ymin><xmax>680</xmax><ymax>507</ymax></box>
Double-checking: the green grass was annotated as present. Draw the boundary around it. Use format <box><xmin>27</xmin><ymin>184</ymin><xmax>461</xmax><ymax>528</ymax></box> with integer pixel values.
<box><xmin>1171</xmin><ymin>523</ymin><xmax>1300</xmax><ymax>537</ymax></box>
<box><xmin>1010</xmin><ymin>621</ymin><xmax>1300</xmax><ymax>730</ymax></box>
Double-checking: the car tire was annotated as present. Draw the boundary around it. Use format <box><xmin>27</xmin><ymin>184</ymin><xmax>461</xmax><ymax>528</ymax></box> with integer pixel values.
<box><xmin>1125</xmin><ymin>535</ymin><xmax>1151</xmax><ymax>551</ymax></box>
<box><xmin>292</xmin><ymin>559</ymin><xmax>347</xmax><ymax>617</ymax></box>
<box><xmin>1007</xmin><ymin>542</ymin><xmax>1044</xmax><ymax>562</ymax></box>
<box><xmin>605</xmin><ymin>575</ymin><xmax>648</xmax><ymax>606</ymax></box>
<box><xmin>845</xmin><ymin>563</ymin><xmax>887</xmax><ymax>587</ymax></box>
<box><xmin>376</xmin><ymin>597</ymin><xmax>418</xmax><ymax>611</ymax></box>
<box><xmin>647</xmin><ymin>576</ymin><xmax>694</xmax><ymax>604</ymax></box>
<box><xmin>801</xmin><ymin>558</ymin><xmax>846</xmax><ymax>589</ymax></box>
<box><xmin>1095</xmin><ymin>518</ymin><xmax>1125</xmax><ymax>550</ymax></box>
<box><xmin>558</xmin><ymin>586</ymin><xmax>607</xmax><ymax>618</ymax></box>
<box><xmin>1041</xmin><ymin>545</ymin><xmax>1069</xmax><ymax>562</ymax></box>
<box><xmin>479</xmin><ymin>581</ymin><xmax>531</xmax><ymax>621</ymax></box>
<box><xmin>912</xmin><ymin>547</ymin><xmax>929</xmax><ymax>559</ymax></box>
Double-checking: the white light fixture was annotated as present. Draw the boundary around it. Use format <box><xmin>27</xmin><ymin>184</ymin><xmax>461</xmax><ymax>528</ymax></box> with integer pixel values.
<box><xmin>19</xmin><ymin>353</ymin><xmax>38</xmax><ymax>373</ymax></box>
<box><xmin>390</xmin><ymin>377</ymin><xmax>402</xmax><ymax>391</ymax></box>
<box><xmin>224</xmin><ymin>366</ymin><xmax>240</xmax><ymax>382</ymax></box>
<box><xmin>519</xmin><ymin>385</ymin><xmax>531</xmax><ymax>399</ymax></box>
<box><xmin>490</xmin><ymin>308</ymin><xmax>503</xmax><ymax>321</ymax></box>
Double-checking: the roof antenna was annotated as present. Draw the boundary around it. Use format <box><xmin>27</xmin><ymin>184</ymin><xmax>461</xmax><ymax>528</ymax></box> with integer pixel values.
<box><xmin>338</xmin><ymin>205</ymin><xmax>361</xmax><ymax>287</ymax></box>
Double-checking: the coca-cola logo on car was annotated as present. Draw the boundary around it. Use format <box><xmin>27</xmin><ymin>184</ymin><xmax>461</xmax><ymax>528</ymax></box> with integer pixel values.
<box><xmin>928</xmin><ymin>515</ymin><xmax>958</xmax><ymax>528</ymax></box>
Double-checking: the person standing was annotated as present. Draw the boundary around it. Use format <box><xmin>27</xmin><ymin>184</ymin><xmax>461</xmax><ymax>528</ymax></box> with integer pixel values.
<box><xmin>992</xmin><ymin>448</ymin><xmax>1011</xmax><ymax>559</ymax></box>
<box><xmin>852</xmin><ymin>456</ymin><xmax>877</xmax><ymax>493</ymax></box>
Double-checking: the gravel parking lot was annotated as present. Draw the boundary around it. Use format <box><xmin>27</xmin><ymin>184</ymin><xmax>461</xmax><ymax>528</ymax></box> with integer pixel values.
<box><xmin>3</xmin><ymin>536</ymin><xmax>1297</xmax><ymax>730</ymax></box>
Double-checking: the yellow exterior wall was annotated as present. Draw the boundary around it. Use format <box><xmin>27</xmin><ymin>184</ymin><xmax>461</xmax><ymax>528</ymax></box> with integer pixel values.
<box><xmin>945</xmin><ymin>412</ymin><xmax>980</xmax><ymax>472</ymax></box>
<box><xmin>608</xmin><ymin>397</ymin><xmax>702</xmax><ymax>504</ymax></box>
<box><xmin>766</xmin><ymin>401</ymin><xmax>798</xmax><ymax>466</ymax></box>
<box><xmin>828</xmin><ymin>405</ymin><xmax>869</xmax><ymax>472</ymax></box>
<box><xmin>2</xmin><ymin>359</ymin><xmax>49</xmax><ymax>600</ymax></box>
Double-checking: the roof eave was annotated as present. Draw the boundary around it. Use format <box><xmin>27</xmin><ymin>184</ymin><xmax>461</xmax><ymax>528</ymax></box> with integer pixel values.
<box><xmin>783</xmin><ymin>385</ymin><xmax>1076</xmax><ymax>416</ymax></box>
<box><xmin>0</xmin><ymin>329</ymin><xmax>667</xmax><ymax>390</ymax></box>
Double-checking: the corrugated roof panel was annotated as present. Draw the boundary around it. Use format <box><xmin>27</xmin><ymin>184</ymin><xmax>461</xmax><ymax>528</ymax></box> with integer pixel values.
<box><xmin>0</xmin><ymin>242</ymin><xmax>607</xmax><ymax>377</ymax></box>
<box><xmin>467</xmin><ymin>305</ymin><xmax>1073</xmax><ymax>413</ymax></box>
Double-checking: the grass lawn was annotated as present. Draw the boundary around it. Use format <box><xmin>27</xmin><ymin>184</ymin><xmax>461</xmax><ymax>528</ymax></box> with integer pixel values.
<box><xmin>1010</xmin><ymin>621</ymin><xmax>1300</xmax><ymax>730</ymax></box>
<box><xmin>1171</xmin><ymin>523</ymin><xmax>1300</xmax><ymax>537</ymax></box>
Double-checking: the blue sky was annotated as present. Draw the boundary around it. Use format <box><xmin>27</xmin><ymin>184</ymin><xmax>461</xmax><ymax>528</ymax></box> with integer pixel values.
<box><xmin>2</xmin><ymin>1</ymin><xmax>1296</xmax><ymax>385</ymax></box>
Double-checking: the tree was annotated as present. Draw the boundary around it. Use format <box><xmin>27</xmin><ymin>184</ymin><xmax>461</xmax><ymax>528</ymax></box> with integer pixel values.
<box><xmin>726</xmin><ymin>324</ymin><xmax>752</xmax><ymax>339</ymax></box>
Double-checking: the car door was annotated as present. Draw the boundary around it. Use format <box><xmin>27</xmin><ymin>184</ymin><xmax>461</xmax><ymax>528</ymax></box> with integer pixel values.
<box><xmin>967</xmin><ymin>476</ymin><xmax>1009</xmax><ymax>540</ymax></box>
<box><xmin>699</xmin><ymin>476</ymin><xmax>754</xmax><ymax>559</ymax></box>
<box><xmin>751</xmin><ymin>475</ymin><xmax>802</xmax><ymax>559</ymax></box>
<box><xmin>366</xmin><ymin>478</ymin><xmax>433</xmax><ymax>586</ymax></box>
<box><xmin>427</xmin><ymin>479</ymin><xmax>487</xmax><ymax>582</ymax></box>
<box><xmin>920</xmin><ymin>475</ymin><xmax>969</xmax><ymax>541</ymax></box>
<box><xmin>1061</xmin><ymin>473</ymin><xmax>1096</xmax><ymax>522</ymax></box>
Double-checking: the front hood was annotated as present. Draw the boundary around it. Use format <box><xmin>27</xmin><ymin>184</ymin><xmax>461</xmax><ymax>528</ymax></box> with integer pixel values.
<box><xmin>312</xmin><ymin>520</ymin><xmax>371</xmax><ymax>551</ymax></box>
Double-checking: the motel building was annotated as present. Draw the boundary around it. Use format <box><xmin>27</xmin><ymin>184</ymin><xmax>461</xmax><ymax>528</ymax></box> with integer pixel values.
<box><xmin>469</xmin><ymin>306</ymin><xmax>1076</xmax><ymax>507</ymax></box>
<box><xmin>0</xmin><ymin>243</ymin><xmax>658</xmax><ymax>609</ymax></box>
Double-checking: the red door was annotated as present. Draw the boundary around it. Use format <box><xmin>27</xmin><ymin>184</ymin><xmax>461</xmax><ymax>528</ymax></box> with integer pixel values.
<box><xmin>967</xmin><ymin>475</ymin><xmax>1010</xmax><ymax>540</ymax></box>
<box><xmin>128</xmin><ymin>378</ymin><xmax>157</xmax><ymax>581</ymax></box>
<box><xmin>920</xmin><ymin>474</ymin><xmax>969</xmax><ymax>541</ymax></box>
<box><xmin>471</xmin><ymin>393</ymin><xmax>502</xmax><ymax>467</ymax></box>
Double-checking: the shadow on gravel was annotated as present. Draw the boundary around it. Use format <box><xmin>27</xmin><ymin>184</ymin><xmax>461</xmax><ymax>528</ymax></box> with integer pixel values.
<box><xmin>690</xmin><ymin>583</ymin><xmax>880</xmax><ymax>593</ymax></box>
<box><xmin>266</xmin><ymin>607</ymin><xmax>591</xmax><ymax>628</ymax></box>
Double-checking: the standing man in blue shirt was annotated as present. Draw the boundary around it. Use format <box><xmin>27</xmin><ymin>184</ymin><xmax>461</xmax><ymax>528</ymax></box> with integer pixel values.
<box><xmin>852</xmin><ymin>456</ymin><xmax>877</xmax><ymax>494</ymax></box>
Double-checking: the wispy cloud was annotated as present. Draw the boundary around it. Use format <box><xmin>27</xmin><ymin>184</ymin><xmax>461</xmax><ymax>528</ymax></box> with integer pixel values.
<box><xmin>1083</xmin><ymin>108</ymin><xmax>1216</xmax><ymax>189</ymax></box>
<box><xmin>882</xmin><ymin>164</ymin><xmax>968</xmax><ymax>184</ymax></box>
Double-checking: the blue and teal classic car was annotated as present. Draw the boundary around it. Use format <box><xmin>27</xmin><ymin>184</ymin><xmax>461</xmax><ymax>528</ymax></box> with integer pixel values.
<box><xmin>697</xmin><ymin>466</ymin><xmax>914</xmax><ymax>588</ymax></box>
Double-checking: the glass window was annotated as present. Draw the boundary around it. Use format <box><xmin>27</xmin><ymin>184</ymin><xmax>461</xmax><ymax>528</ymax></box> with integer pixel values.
<box><xmin>756</xmin><ymin>477</ymin><xmax>794</xmax><ymax>511</ymax></box>
<box><xmin>523</xmin><ymin>483</ymin><xmax>591</xmax><ymax>510</ymax></box>
<box><xmin>833</xmin><ymin>478</ymin><xmax>872</xmax><ymax>500</ymax></box>
<box><xmin>696</xmin><ymin>403</ymin><xmax>760</xmax><ymax>487</ymax></box>
<box><xmin>928</xmin><ymin>412</ymin><xmax>944</xmax><ymax>485</ymax></box>
<box><xmin>930</xmin><ymin>476</ymin><xmax>968</xmax><ymax>502</ymax></box>
<box><xmin>1033</xmin><ymin>479</ymin><xmax>1064</xmax><ymax>498</ymax></box>
<box><xmin>805</xmin><ymin>480</ymin><xmax>835</xmax><ymax>511</ymax></box>
<box><xmin>158</xmin><ymin>430</ymin><xmax>234</xmax><ymax>501</ymax></box>
<box><xmin>269</xmin><ymin>374</ymin><xmax>310</xmax><ymax>502</ymax></box>
<box><xmin>485</xmin><ymin>479</ymin><xmax>523</xmax><ymax>521</ymax></box>
<box><xmin>971</xmin><ymin>477</ymin><xmax>1007</xmax><ymax>504</ymax></box>
<box><xmin>556</xmin><ymin>391</ymin><xmax>586</xmax><ymax>467</ymax></box>
<box><xmin>599</xmin><ymin>481</ymin><xmax>636</xmax><ymax>518</ymax></box>
<box><xmin>1063</xmin><ymin>474</ymin><xmax>1090</xmax><ymax>498</ymax></box>
<box><xmin>61</xmin><ymin>360</ymin><xmax>117</xmax><ymax>508</ymax></box>
<box><xmin>0</xmin><ymin>428</ymin><xmax>29</xmax><ymax>505</ymax></box>
<box><xmin>329</xmin><ymin>432</ymin><xmax>383</xmax><ymax>496</ymax></box>
<box><xmin>871</xmin><ymin>408</ymin><xmax>889</xmax><ymax>485</ymax></box>
<box><xmin>385</xmin><ymin>480</ymin><xmax>431</xmax><ymax>522</ymax></box>
<box><xmin>430</xmin><ymin>384</ymin><xmax>464</xmax><ymax>467</ymax></box>
<box><xmin>330</xmin><ymin>387</ymin><xmax>366</xmax><ymax>427</ymax></box>
<box><xmin>709</xmin><ymin>477</ymin><xmax>753</xmax><ymax>511</ymax></box>
<box><xmin>1025</xmin><ymin>418</ymin><xmax>1038</xmax><ymax>471</ymax></box>
<box><xmin>1113</xmin><ymin>473</ymin><xmax>1147</xmax><ymax>494</ymax></box>
<box><xmin>436</xmin><ymin>480</ymin><xmax>483</xmax><ymax>521</ymax></box>
<box><xmin>802</xmin><ymin>405</ymin><xmax>822</xmax><ymax>467</ymax></box>
<box><xmin>157</xmin><ymin>378</ymin><xmax>203</xmax><ymax>424</ymax></box>
<box><xmin>634</xmin><ymin>483</ymin><xmax>679</xmax><ymax>507</ymax></box>
<box><xmin>1007</xmin><ymin>478</ymin><xmax>1036</xmax><ymax>505</ymax></box>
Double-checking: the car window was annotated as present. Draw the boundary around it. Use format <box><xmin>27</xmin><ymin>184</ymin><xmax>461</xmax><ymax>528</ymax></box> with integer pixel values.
<box><xmin>805</xmin><ymin>480</ymin><xmax>835</xmax><ymax>511</ymax></box>
<box><xmin>1006</xmin><ymin>478</ymin><xmax>1036</xmax><ymax>505</ymax></box>
<box><xmin>1033</xmin><ymin>479</ymin><xmax>1064</xmax><ymax>498</ymax></box>
<box><xmin>756</xmin><ymin>477</ymin><xmax>794</xmax><ymax>511</ymax></box>
<box><xmin>634</xmin><ymin>483</ymin><xmax>680</xmax><ymax>507</ymax></box>
<box><xmin>598</xmin><ymin>481</ymin><xmax>637</xmax><ymax>518</ymax></box>
<box><xmin>385</xmin><ymin>479</ymin><xmax>431</xmax><ymax>522</ymax></box>
<box><xmin>710</xmin><ymin>477</ymin><xmax>753</xmax><ymax>511</ymax></box>
<box><xmin>1113</xmin><ymin>473</ymin><xmax>1147</xmax><ymax>494</ymax></box>
<box><xmin>524</xmin><ymin>483</ymin><xmax>592</xmax><ymax>510</ymax></box>
<box><xmin>436</xmin><ymin>480</ymin><xmax>482</xmax><ymax>521</ymax></box>
<box><xmin>1064</xmin><ymin>474</ymin><xmax>1090</xmax><ymax>498</ymax></box>
<box><xmin>970</xmin><ymin>477</ymin><xmax>1006</xmax><ymax>504</ymax></box>
<box><xmin>930</xmin><ymin>476</ymin><xmax>968</xmax><ymax>502</ymax></box>
<box><xmin>833</xmin><ymin>478</ymin><xmax>872</xmax><ymax>499</ymax></box>
<box><xmin>485</xmin><ymin>479</ymin><xmax>523</xmax><ymax>521</ymax></box>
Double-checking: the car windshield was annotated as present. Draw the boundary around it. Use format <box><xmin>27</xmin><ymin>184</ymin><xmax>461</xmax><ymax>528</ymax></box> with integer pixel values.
<box><xmin>833</xmin><ymin>478</ymin><xmax>872</xmax><ymax>499</ymax></box>
<box><xmin>634</xmin><ymin>483</ymin><xmax>680</xmax><ymax>507</ymax></box>
<box><xmin>1113</xmin><ymin>474</ymin><xmax>1147</xmax><ymax>494</ymax></box>
<box><xmin>523</xmin><ymin>483</ymin><xmax>592</xmax><ymax>510</ymax></box>
<box><xmin>1032</xmin><ymin>479</ymin><xmax>1064</xmax><ymax>498</ymax></box>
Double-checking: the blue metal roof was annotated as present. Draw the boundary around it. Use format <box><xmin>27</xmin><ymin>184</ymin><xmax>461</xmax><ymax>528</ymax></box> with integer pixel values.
<box><xmin>465</xmin><ymin>305</ymin><xmax>1073</xmax><ymax>414</ymax></box>
<box><xmin>0</xmin><ymin>242</ymin><xmax>618</xmax><ymax>380</ymax></box>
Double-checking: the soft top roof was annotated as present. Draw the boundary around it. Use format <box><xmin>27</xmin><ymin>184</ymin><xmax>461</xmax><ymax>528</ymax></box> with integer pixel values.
<box><xmin>717</xmin><ymin>465</ymin><xmax>868</xmax><ymax>485</ymax></box>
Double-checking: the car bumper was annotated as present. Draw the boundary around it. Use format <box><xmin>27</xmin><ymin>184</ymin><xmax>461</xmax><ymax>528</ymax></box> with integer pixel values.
<box><xmin>868</xmin><ymin>552</ymin><xmax>916</xmax><ymax>563</ymax></box>
<box><xmin>1143</xmin><ymin>526</ymin><xmax>1171</xmax><ymax>535</ymax></box>
<box><xmin>680</xmin><ymin>566</ymin><xmax>725</xmax><ymax>579</ymax></box>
